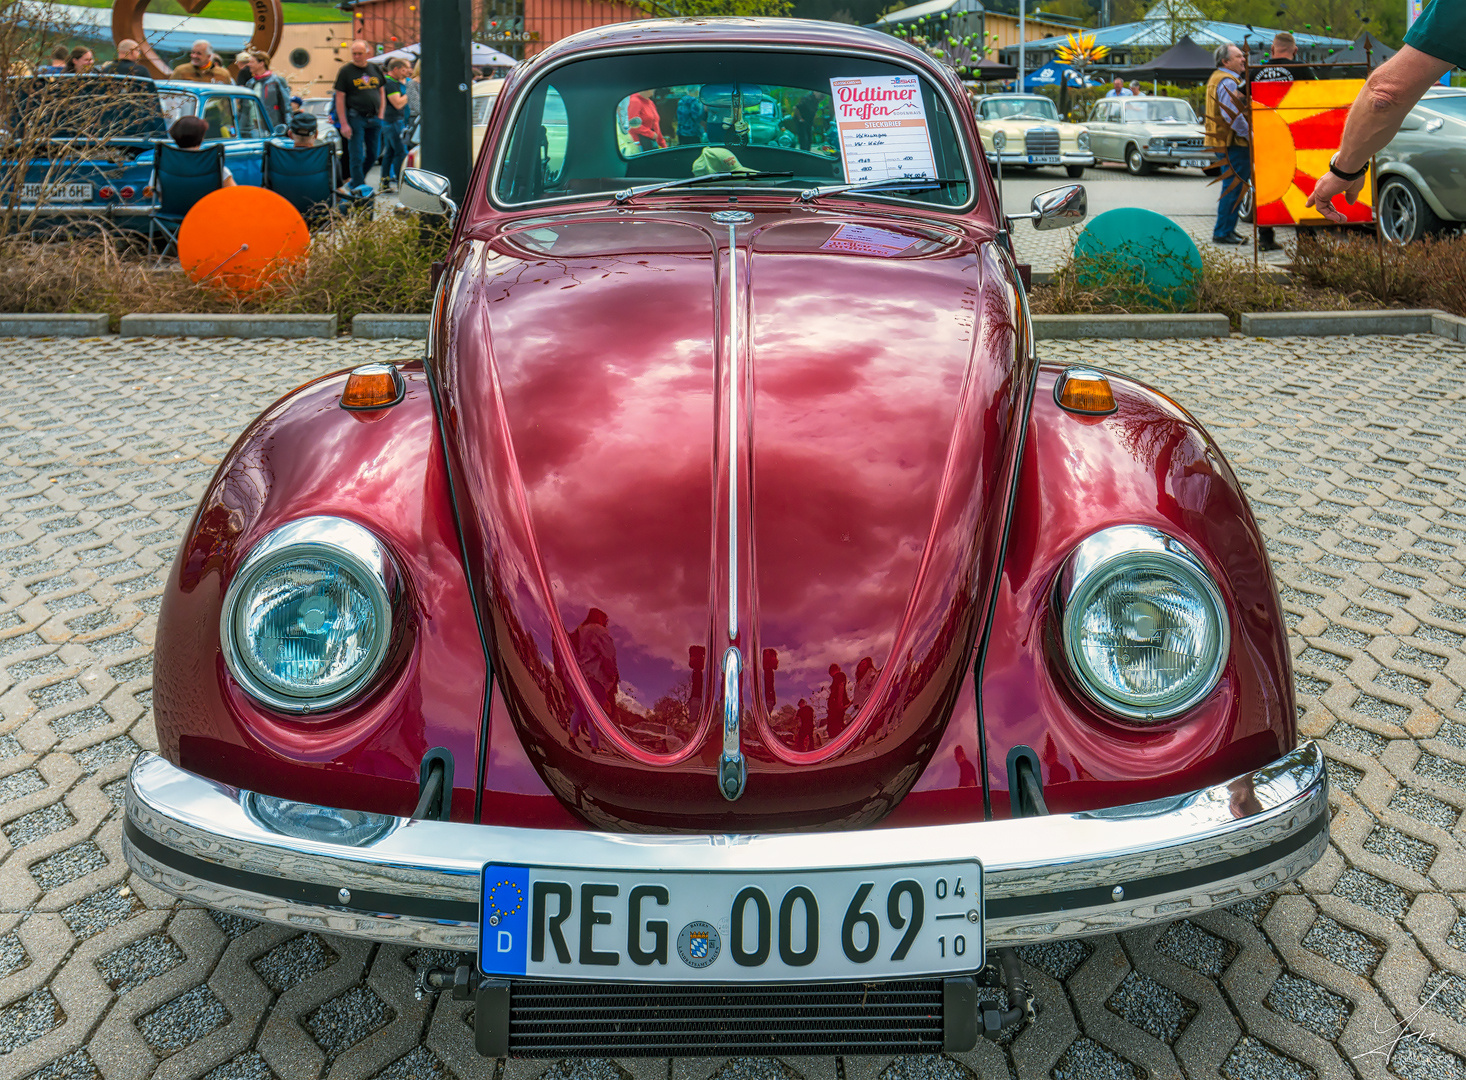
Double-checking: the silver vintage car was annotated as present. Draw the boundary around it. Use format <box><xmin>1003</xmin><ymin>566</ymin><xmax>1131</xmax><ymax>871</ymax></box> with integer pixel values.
<box><xmin>1375</xmin><ymin>86</ymin><xmax>1466</xmax><ymax>243</ymax></box>
<box><xmin>1086</xmin><ymin>95</ymin><xmax>1210</xmax><ymax>175</ymax></box>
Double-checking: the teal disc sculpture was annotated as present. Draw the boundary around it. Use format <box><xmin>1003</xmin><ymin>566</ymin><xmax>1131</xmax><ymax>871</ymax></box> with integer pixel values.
<box><xmin>1071</xmin><ymin>207</ymin><xmax>1202</xmax><ymax>308</ymax></box>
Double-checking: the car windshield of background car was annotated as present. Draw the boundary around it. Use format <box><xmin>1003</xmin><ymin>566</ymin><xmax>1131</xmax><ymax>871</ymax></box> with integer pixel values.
<box><xmin>979</xmin><ymin>97</ymin><xmax>1057</xmax><ymax>121</ymax></box>
<box><xmin>1421</xmin><ymin>95</ymin><xmax>1466</xmax><ymax>122</ymax></box>
<box><xmin>494</xmin><ymin>51</ymin><xmax>970</xmax><ymax>208</ymax></box>
<box><xmin>1123</xmin><ymin>99</ymin><xmax>1195</xmax><ymax>124</ymax></box>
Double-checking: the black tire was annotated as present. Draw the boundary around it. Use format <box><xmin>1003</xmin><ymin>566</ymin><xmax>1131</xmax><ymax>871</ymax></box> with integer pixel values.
<box><xmin>1125</xmin><ymin>145</ymin><xmax>1152</xmax><ymax>175</ymax></box>
<box><xmin>1065</xmin><ymin>165</ymin><xmax>1085</xmax><ymax>179</ymax></box>
<box><xmin>1378</xmin><ymin>177</ymin><xmax>1441</xmax><ymax>244</ymax></box>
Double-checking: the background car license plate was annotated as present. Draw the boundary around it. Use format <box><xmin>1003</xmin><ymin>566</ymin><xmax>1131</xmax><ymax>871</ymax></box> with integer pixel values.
<box><xmin>1028</xmin><ymin>155</ymin><xmax>1061</xmax><ymax>165</ymax></box>
<box><xmin>479</xmin><ymin>860</ymin><xmax>982</xmax><ymax>981</ymax></box>
<box><xmin>1182</xmin><ymin>158</ymin><xmax>1209</xmax><ymax>168</ymax></box>
<box><xmin>20</xmin><ymin>182</ymin><xmax>93</xmax><ymax>202</ymax></box>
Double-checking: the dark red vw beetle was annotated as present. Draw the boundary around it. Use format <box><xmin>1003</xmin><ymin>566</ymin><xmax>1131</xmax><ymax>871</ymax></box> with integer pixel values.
<box><xmin>125</xmin><ymin>18</ymin><xmax>1326</xmax><ymax>1058</ymax></box>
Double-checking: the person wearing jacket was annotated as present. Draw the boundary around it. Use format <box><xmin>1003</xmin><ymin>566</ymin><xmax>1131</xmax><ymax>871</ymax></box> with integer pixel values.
<box><xmin>1204</xmin><ymin>42</ymin><xmax>1250</xmax><ymax>245</ymax></box>
<box><xmin>246</xmin><ymin>51</ymin><xmax>292</xmax><ymax>131</ymax></box>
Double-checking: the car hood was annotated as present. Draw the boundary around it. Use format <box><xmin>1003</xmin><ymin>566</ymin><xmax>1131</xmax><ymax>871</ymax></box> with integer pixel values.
<box><xmin>435</xmin><ymin>208</ymin><xmax>1028</xmax><ymax>830</ymax></box>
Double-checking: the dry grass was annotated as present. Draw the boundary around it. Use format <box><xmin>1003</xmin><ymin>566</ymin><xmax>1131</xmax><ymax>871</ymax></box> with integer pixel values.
<box><xmin>1030</xmin><ymin>239</ymin><xmax>1430</xmax><ymax>328</ymax></box>
<box><xmin>1290</xmin><ymin>230</ymin><xmax>1466</xmax><ymax>317</ymax></box>
<box><xmin>0</xmin><ymin>212</ymin><xmax>446</xmax><ymax>328</ymax></box>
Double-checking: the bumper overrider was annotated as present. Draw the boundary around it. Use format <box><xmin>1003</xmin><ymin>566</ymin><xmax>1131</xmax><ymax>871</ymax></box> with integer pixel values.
<box><xmin>124</xmin><ymin>743</ymin><xmax>1327</xmax><ymax>951</ymax></box>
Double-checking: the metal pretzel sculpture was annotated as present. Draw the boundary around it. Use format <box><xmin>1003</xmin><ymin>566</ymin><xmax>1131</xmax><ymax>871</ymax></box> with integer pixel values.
<box><xmin>112</xmin><ymin>0</ymin><xmax>284</xmax><ymax>80</ymax></box>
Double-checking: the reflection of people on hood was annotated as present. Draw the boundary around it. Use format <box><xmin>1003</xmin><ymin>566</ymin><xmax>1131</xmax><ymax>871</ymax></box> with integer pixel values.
<box><xmin>692</xmin><ymin>146</ymin><xmax>754</xmax><ymax>176</ymax></box>
<box><xmin>568</xmin><ymin>607</ymin><xmax>618</xmax><ymax>751</ymax></box>
<box><xmin>853</xmin><ymin>657</ymin><xmax>877</xmax><ymax>711</ymax></box>
<box><xmin>826</xmin><ymin>663</ymin><xmax>850</xmax><ymax>739</ymax></box>
<box><xmin>794</xmin><ymin>698</ymin><xmax>815</xmax><ymax>752</ymax></box>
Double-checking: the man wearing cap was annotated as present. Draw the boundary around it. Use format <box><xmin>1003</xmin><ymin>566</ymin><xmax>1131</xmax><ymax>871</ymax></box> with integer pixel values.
<box><xmin>105</xmin><ymin>39</ymin><xmax>151</xmax><ymax>79</ymax></box>
<box><xmin>1307</xmin><ymin>0</ymin><xmax>1463</xmax><ymax>222</ymax></box>
<box><xmin>172</xmin><ymin>40</ymin><xmax>231</xmax><ymax>84</ymax></box>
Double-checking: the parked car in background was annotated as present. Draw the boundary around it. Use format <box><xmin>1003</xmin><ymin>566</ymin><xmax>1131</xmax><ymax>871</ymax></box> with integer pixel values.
<box><xmin>3</xmin><ymin>75</ymin><xmax>274</xmax><ymax>233</ymax></box>
<box><xmin>1085</xmin><ymin>95</ymin><xmax>1209</xmax><ymax>175</ymax></box>
<box><xmin>297</xmin><ymin>96</ymin><xmax>343</xmax><ymax>151</ymax></box>
<box><xmin>470</xmin><ymin>78</ymin><xmax>505</xmax><ymax>160</ymax></box>
<box><xmin>974</xmin><ymin>93</ymin><xmax>1092</xmax><ymax>177</ymax></box>
<box><xmin>1374</xmin><ymin>86</ymin><xmax>1466</xmax><ymax>243</ymax></box>
<box><xmin>125</xmin><ymin>17</ymin><xmax>1325</xmax><ymax>1061</ymax></box>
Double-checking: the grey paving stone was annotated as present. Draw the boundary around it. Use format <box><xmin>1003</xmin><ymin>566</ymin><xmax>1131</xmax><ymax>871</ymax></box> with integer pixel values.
<box><xmin>874</xmin><ymin>1058</ymin><xmax>975</xmax><ymax>1080</ymax></box>
<box><xmin>1388</xmin><ymin>1038</ymin><xmax>1466</xmax><ymax>1080</ymax></box>
<box><xmin>303</xmin><ymin>985</ymin><xmax>394</xmax><ymax>1062</ymax></box>
<box><xmin>1220</xmin><ymin>1037</ymin><xmax>1313</xmax><ymax>1080</ymax></box>
<box><xmin>201</xmin><ymin>1051</ymin><xmax>278</xmax><ymax>1080</ymax></box>
<box><xmin>1014</xmin><ymin>940</ymin><xmax>1091</xmax><ymax>981</ymax></box>
<box><xmin>1362</xmin><ymin>827</ymin><xmax>1438</xmax><ymax>876</ymax></box>
<box><xmin>1050</xmin><ymin>1037</ymin><xmax>1138</xmax><ymax>1080</ymax></box>
<box><xmin>1332</xmin><ymin>868</ymin><xmax>1411</xmax><ymax>919</ymax></box>
<box><xmin>1302</xmin><ymin>915</ymin><xmax>1383</xmax><ymax>977</ymax></box>
<box><xmin>0</xmin><ymin>769</ymin><xmax>49</xmax><ymax>805</ymax></box>
<box><xmin>138</xmin><ymin>983</ymin><xmax>230</xmax><ymax>1055</ymax></box>
<box><xmin>1388</xmin><ymin>788</ymin><xmax>1458</xmax><ymax>830</ymax></box>
<box><xmin>22</xmin><ymin>1049</ymin><xmax>101</xmax><ymax>1080</ymax></box>
<box><xmin>4</xmin><ymin>804</ymin><xmax>76</xmax><ymax>847</ymax></box>
<box><xmin>1156</xmin><ymin>919</ymin><xmax>1234</xmax><ymax>978</ymax></box>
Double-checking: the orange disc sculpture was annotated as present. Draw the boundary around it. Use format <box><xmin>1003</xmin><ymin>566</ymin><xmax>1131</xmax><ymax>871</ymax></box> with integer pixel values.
<box><xmin>177</xmin><ymin>187</ymin><xmax>310</xmax><ymax>294</ymax></box>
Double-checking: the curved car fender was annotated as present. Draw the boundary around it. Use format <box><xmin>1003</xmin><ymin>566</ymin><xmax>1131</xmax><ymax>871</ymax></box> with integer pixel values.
<box><xmin>980</xmin><ymin>365</ymin><xmax>1296</xmax><ymax>817</ymax></box>
<box><xmin>1375</xmin><ymin>159</ymin><xmax>1455</xmax><ymax>221</ymax></box>
<box><xmin>152</xmin><ymin>364</ymin><xmax>495</xmax><ymax>820</ymax></box>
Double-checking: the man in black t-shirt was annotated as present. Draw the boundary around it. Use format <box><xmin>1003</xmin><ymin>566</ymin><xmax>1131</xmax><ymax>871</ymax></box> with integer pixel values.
<box><xmin>334</xmin><ymin>40</ymin><xmax>384</xmax><ymax>188</ymax></box>
<box><xmin>1249</xmin><ymin>32</ymin><xmax>1313</xmax><ymax>251</ymax></box>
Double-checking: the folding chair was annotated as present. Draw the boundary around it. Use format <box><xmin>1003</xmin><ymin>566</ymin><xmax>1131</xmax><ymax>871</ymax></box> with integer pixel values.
<box><xmin>262</xmin><ymin>142</ymin><xmax>338</xmax><ymax>227</ymax></box>
<box><xmin>148</xmin><ymin>142</ymin><xmax>225</xmax><ymax>257</ymax></box>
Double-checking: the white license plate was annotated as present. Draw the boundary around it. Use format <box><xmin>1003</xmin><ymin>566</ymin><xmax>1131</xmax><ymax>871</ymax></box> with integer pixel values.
<box><xmin>20</xmin><ymin>182</ymin><xmax>93</xmax><ymax>202</ymax></box>
<box><xmin>1182</xmin><ymin>158</ymin><xmax>1210</xmax><ymax>168</ymax></box>
<box><xmin>1028</xmin><ymin>155</ymin><xmax>1061</xmax><ymax>165</ymax></box>
<box><xmin>479</xmin><ymin>859</ymin><xmax>983</xmax><ymax>981</ymax></box>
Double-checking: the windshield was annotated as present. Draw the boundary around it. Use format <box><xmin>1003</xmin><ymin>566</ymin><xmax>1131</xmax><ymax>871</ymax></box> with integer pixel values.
<box><xmin>494</xmin><ymin>50</ymin><xmax>970</xmax><ymax>208</ymax></box>
<box><xmin>1421</xmin><ymin>94</ymin><xmax>1466</xmax><ymax>122</ymax></box>
<box><xmin>1121</xmin><ymin>99</ymin><xmax>1196</xmax><ymax>124</ymax></box>
<box><xmin>5</xmin><ymin>76</ymin><xmax>167</xmax><ymax>141</ymax></box>
<box><xmin>977</xmin><ymin>96</ymin><xmax>1058</xmax><ymax>122</ymax></box>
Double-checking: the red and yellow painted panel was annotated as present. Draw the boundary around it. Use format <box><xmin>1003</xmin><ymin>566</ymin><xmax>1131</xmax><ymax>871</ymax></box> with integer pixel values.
<box><xmin>1250</xmin><ymin>79</ymin><xmax>1373</xmax><ymax>226</ymax></box>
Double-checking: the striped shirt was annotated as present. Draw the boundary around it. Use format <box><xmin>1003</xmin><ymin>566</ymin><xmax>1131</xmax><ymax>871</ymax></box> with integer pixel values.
<box><xmin>1215</xmin><ymin>71</ymin><xmax>1250</xmax><ymax>141</ymax></box>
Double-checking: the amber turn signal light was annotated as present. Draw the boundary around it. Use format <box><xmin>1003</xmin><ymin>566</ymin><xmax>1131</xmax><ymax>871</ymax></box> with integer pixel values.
<box><xmin>1055</xmin><ymin>368</ymin><xmax>1117</xmax><ymax>416</ymax></box>
<box><xmin>340</xmin><ymin>363</ymin><xmax>405</xmax><ymax>410</ymax></box>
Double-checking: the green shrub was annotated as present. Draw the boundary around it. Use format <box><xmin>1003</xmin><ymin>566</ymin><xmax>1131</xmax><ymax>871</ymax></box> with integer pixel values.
<box><xmin>1289</xmin><ymin>230</ymin><xmax>1466</xmax><ymax>317</ymax></box>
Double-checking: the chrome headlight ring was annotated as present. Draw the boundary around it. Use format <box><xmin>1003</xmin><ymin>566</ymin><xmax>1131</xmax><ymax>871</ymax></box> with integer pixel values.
<box><xmin>1056</xmin><ymin>525</ymin><xmax>1229</xmax><ymax>723</ymax></box>
<box><xmin>220</xmin><ymin>517</ymin><xmax>399</xmax><ymax>714</ymax></box>
<box><xmin>1077</xmin><ymin>130</ymin><xmax>1090</xmax><ymax>150</ymax></box>
<box><xmin>992</xmin><ymin>129</ymin><xmax>1007</xmax><ymax>151</ymax></box>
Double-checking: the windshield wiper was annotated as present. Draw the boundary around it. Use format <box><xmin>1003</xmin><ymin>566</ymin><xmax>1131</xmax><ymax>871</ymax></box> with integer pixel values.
<box><xmin>613</xmin><ymin>171</ymin><xmax>794</xmax><ymax>205</ymax></box>
<box><xmin>799</xmin><ymin>176</ymin><xmax>966</xmax><ymax>202</ymax></box>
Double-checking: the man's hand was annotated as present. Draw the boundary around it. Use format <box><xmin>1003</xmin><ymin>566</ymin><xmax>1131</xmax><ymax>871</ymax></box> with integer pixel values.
<box><xmin>1307</xmin><ymin>170</ymin><xmax>1367</xmax><ymax>223</ymax></box>
<box><xmin>1305</xmin><ymin>44</ymin><xmax>1451</xmax><ymax>221</ymax></box>
<box><xmin>340</xmin><ymin>122</ymin><xmax>352</xmax><ymax>139</ymax></box>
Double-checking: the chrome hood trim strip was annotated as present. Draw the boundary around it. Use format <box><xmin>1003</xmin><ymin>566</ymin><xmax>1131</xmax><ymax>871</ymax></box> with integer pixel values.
<box><xmin>125</xmin><ymin>742</ymin><xmax>1327</xmax><ymax>952</ymax></box>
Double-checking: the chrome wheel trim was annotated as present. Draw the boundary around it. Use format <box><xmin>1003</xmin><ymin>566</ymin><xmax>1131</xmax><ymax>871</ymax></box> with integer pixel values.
<box><xmin>1380</xmin><ymin>183</ymin><xmax>1417</xmax><ymax>244</ymax></box>
<box><xmin>1126</xmin><ymin>146</ymin><xmax>1143</xmax><ymax>173</ymax></box>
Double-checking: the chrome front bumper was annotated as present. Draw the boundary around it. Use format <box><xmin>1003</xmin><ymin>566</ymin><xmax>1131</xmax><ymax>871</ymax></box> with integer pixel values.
<box><xmin>123</xmin><ymin>743</ymin><xmax>1328</xmax><ymax>953</ymax></box>
<box><xmin>985</xmin><ymin>152</ymin><xmax>1094</xmax><ymax>167</ymax></box>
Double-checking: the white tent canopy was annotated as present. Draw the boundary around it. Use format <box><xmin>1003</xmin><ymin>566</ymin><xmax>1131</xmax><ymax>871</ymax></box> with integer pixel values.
<box><xmin>375</xmin><ymin>41</ymin><xmax>517</xmax><ymax>68</ymax></box>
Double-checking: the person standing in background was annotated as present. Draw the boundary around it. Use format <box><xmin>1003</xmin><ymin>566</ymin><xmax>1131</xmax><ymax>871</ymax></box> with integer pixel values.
<box><xmin>171</xmin><ymin>40</ymin><xmax>231</xmax><ymax>83</ymax></box>
<box><xmin>405</xmin><ymin>60</ymin><xmax>422</xmax><ymax>125</ymax></box>
<box><xmin>1250</xmin><ymin>31</ymin><xmax>1313</xmax><ymax>251</ymax></box>
<box><xmin>105</xmin><ymin>40</ymin><xmax>151</xmax><ymax>78</ymax></box>
<box><xmin>246</xmin><ymin>51</ymin><xmax>292</xmax><ymax>131</ymax></box>
<box><xmin>377</xmin><ymin>57</ymin><xmax>411</xmax><ymax>193</ymax></box>
<box><xmin>63</xmin><ymin>48</ymin><xmax>93</xmax><ymax>74</ymax></box>
<box><xmin>1204</xmin><ymin>42</ymin><xmax>1251</xmax><ymax>245</ymax></box>
<box><xmin>334</xmin><ymin>39</ymin><xmax>384</xmax><ymax>190</ymax></box>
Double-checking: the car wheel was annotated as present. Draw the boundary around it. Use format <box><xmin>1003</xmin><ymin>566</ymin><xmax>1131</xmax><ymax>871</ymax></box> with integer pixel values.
<box><xmin>1066</xmin><ymin>165</ymin><xmax>1085</xmax><ymax>179</ymax></box>
<box><xmin>1378</xmin><ymin>177</ymin><xmax>1441</xmax><ymax>244</ymax></box>
<box><xmin>1125</xmin><ymin>145</ymin><xmax>1152</xmax><ymax>175</ymax></box>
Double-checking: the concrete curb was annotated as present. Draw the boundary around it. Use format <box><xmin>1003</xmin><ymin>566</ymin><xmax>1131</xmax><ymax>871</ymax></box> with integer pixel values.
<box><xmin>0</xmin><ymin>314</ymin><xmax>110</xmax><ymax>337</ymax></box>
<box><xmin>1433</xmin><ymin>312</ymin><xmax>1466</xmax><ymax>344</ymax></box>
<box><xmin>1034</xmin><ymin>313</ymin><xmax>1230</xmax><ymax>340</ymax></box>
<box><xmin>351</xmin><ymin>314</ymin><xmax>430</xmax><ymax>339</ymax></box>
<box><xmin>1238</xmin><ymin>309</ymin><xmax>1440</xmax><ymax>337</ymax></box>
<box><xmin>117</xmin><ymin>313</ymin><xmax>337</xmax><ymax>338</ymax></box>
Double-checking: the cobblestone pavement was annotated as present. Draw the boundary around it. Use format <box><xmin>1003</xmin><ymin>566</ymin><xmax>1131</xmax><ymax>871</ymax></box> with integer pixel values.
<box><xmin>2</xmin><ymin>332</ymin><xmax>1466</xmax><ymax>1080</ymax></box>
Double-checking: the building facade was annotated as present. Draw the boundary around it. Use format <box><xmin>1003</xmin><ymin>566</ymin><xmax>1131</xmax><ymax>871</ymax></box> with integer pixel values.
<box><xmin>347</xmin><ymin>0</ymin><xmax>645</xmax><ymax>61</ymax></box>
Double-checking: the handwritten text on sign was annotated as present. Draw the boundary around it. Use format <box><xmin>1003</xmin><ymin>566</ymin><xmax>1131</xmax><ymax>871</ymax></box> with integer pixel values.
<box><xmin>829</xmin><ymin>75</ymin><xmax>937</xmax><ymax>185</ymax></box>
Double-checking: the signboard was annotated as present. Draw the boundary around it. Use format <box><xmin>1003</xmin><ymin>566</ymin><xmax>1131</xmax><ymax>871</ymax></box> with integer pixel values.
<box><xmin>1250</xmin><ymin>78</ymin><xmax>1373</xmax><ymax>227</ymax></box>
<box><xmin>828</xmin><ymin>75</ymin><xmax>937</xmax><ymax>185</ymax></box>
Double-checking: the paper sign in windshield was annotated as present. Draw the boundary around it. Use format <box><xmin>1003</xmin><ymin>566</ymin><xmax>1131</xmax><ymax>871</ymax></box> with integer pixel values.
<box><xmin>820</xmin><ymin>223</ymin><xmax>915</xmax><ymax>257</ymax></box>
<box><xmin>830</xmin><ymin>75</ymin><xmax>937</xmax><ymax>185</ymax></box>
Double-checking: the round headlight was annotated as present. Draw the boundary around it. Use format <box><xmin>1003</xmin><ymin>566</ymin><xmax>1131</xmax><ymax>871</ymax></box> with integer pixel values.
<box><xmin>1058</xmin><ymin>526</ymin><xmax>1228</xmax><ymax>722</ymax></box>
<box><xmin>1077</xmin><ymin>130</ymin><xmax>1090</xmax><ymax>150</ymax></box>
<box><xmin>222</xmin><ymin>517</ymin><xmax>397</xmax><ymax>713</ymax></box>
<box><xmin>992</xmin><ymin>129</ymin><xmax>1006</xmax><ymax>151</ymax></box>
<box><xmin>247</xmin><ymin>792</ymin><xmax>394</xmax><ymax>847</ymax></box>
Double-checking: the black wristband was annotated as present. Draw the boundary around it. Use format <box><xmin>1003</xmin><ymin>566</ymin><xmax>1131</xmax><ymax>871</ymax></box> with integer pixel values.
<box><xmin>1328</xmin><ymin>153</ymin><xmax>1368</xmax><ymax>182</ymax></box>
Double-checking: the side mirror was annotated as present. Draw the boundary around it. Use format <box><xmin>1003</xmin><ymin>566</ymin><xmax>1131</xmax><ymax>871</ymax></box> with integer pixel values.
<box><xmin>272</xmin><ymin>122</ymin><xmax>287</xmax><ymax>137</ymax></box>
<box><xmin>1010</xmin><ymin>183</ymin><xmax>1087</xmax><ymax>231</ymax></box>
<box><xmin>399</xmin><ymin>167</ymin><xmax>458</xmax><ymax>221</ymax></box>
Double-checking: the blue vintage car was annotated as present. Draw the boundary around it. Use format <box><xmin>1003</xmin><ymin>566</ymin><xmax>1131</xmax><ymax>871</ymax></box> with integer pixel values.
<box><xmin>3</xmin><ymin>74</ymin><xmax>275</xmax><ymax>233</ymax></box>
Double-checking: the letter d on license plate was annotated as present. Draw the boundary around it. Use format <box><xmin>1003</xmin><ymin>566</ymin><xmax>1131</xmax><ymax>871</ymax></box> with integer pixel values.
<box><xmin>479</xmin><ymin>860</ymin><xmax>983</xmax><ymax>982</ymax></box>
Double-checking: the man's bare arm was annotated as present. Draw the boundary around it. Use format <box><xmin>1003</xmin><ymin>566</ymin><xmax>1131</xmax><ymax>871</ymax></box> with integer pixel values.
<box><xmin>1306</xmin><ymin>44</ymin><xmax>1451</xmax><ymax>221</ymax></box>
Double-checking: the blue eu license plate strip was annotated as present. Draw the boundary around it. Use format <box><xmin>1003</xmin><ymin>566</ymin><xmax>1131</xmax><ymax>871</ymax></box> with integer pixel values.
<box><xmin>479</xmin><ymin>860</ymin><xmax>983</xmax><ymax>982</ymax></box>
